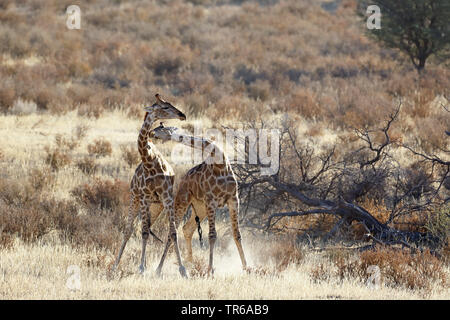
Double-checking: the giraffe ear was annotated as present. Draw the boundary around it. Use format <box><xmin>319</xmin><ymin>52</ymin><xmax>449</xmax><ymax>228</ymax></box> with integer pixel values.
<box><xmin>155</xmin><ymin>93</ymin><xmax>164</xmax><ymax>104</ymax></box>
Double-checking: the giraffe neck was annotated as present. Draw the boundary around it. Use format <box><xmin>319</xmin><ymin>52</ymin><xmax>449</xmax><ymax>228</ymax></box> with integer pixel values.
<box><xmin>171</xmin><ymin>133</ymin><xmax>228</xmax><ymax>166</ymax></box>
<box><xmin>173</xmin><ymin>133</ymin><xmax>224</xmax><ymax>158</ymax></box>
<box><xmin>137</xmin><ymin>114</ymin><xmax>157</xmax><ymax>163</ymax></box>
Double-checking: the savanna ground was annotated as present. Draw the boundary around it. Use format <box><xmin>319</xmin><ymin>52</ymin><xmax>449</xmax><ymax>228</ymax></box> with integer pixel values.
<box><xmin>0</xmin><ymin>0</ymin><xmax>449</xmax><ymax>299</ymax></box>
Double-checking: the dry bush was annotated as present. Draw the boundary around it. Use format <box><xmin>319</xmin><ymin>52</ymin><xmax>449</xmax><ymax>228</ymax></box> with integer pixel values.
<box><xmin>28</xmin><ymin>167</ymin><xmax>55</xmax><ymax>193</ymax></box>
<box><xmin>71</xmin><ymin>178</ymin><xmax>128</xmax><ymax>212</ymax></box>
<box><xmin>0</xmin><ymin>0</ymin><xmax>446</xmax><ymax>126</ymax></box>
<box><xmin>0</xmin><ymin>175</ymin><xmax>75</xmax><ymax>243</ymax></box>
<box><xmin>87</xmin><ymin>138</ymin><xmax>113</xmax><ymax>158</ymax></box>
<box><xmin>0</xmin><ymin>177</ymin><xmax>36</xmax><ymax>207</ymax></box>
<box><xmin>76</xmin><ymin>156</ymin><xmax>98</xmax><ymax>175</ymax></box>
<box><xmin>126</xmin><ymin>104</ymin><xmax>143</xmax><ymax>119</ymax></box>
<box><xmin>245</xmin><ymin>265</ymin><xmax>278</xmax><ymax>277</ymax></box>
<box><xmin>0</xmin><ymin>232</ymin><xmax>14</xmax><ymax>250</ymax></box>
<box><xmin>66</xmin><ymin>214</ymin><xmax>122</xmax><ymax>251</ymax></box>
<box><xmin>120</xmin><ymin>144</ymin><xmax>140</xmax><ymax>168</ymax></box>
<box><xmin>0</xmin><ymin>25</ymin><xmax>30</xmax><ymax>57</ymax></box>
<box><xmin>44</xmin><ymin>145</ymin><xmax>71</xmax><ymax>171</ymax></box>
<box><xmin>310</xmin><ymin>263</ymin><xmax>331</xmax><ymax>283</ymax></box>
<box><xmin>189</xmin><ymin>256</ymin><xmax>209</xmax><ymax>278</ymax></box>
<box><xmin>55</xmin><ymin>134</ymin><xmax>79</xmax><ymax>150</ymax></box>
<box><xmin>266</xmin><ymin>238</ymin><xmax>304</xmax><ymax>272</ymax></box>
<box><xmin>1</xmin><ymin>174</ymin><xmax>125</xmax><ymax>251</ymax></box>
<box><xmin>247</xmin><ymin>80</ymin><xmax>271</xmax><ymax>101</ymax></box>
<box><xmin>67</xmin><ymin>85</ymin><xmax>95</xmax><ymax>106</ymax></box>
<box><xmin>184</xmin><ymin>94</ymin><xmax>207</xmax><ymax>118</ymax></box>
<box><xmin>44</xmin><ymin>134</ymin><xmax>81</xmax><ymax>171</ymax></box>
<box><xmin>73</xmin><ymin>124</ymin><xmax>90</xmax><ymax>141</ymax></box>
<box><xmin>81</xmin><ymin>252</ymin><xmax>109</xmax><ymax>269</ymax></box>
<box><xmin>286</xmin><ymin>88</ymin><xmax>321</xmax><ymax>120</ymax></box>
<box><xmin>332</xmin><ymin>247</ymin><xmax>447</xmax><ymax>291</ymax></box>
<box><xmin>425</xmin><ymin>207</ymin><xmax>449</xmax><ymax>246</ymax></box>
<box><xmin>10</xmin><ymin>98</ymin><xmax>37</xmax><ymax>115</ymax></box>
<box><xmin>77</xmin><ymin>104</ymin><xmax>104</xmax><ymax>119</ymax></box>
<box><xmin>0</xmin><ymin>86</ymin><xmax>16</xmax><ymax>112</ymax></box>
<box><xmin>33</xmin><ymin>87</ymin><xmax>54</xmax><ymax>110</ymax></box>
<box><xmin>0</xmin><ymin>174</ymin><xmax>64</xmax><ymax>243</ymax></box>
<box><xmin>0</xmin><ymin>205</ymin><xmax>53</xmax><ymax>243</ymax></box>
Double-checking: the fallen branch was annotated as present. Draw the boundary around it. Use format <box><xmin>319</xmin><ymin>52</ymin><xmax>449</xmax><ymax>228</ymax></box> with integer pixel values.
<box><xmin>265</xmin><ymin>183</ymin><xmax>439</xmax><ymax>247</ymax></box>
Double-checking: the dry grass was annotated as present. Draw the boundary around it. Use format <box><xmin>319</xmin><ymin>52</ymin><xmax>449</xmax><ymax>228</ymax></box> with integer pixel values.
<box><xmin>0</xmin><ymin>237</ymin><xmax>447</xmax><ymax>300</ymax></box>
<box><xmin>0</xmin><ymin>111</ymin><xmax>447</xmax><ymax>299</ymax></box>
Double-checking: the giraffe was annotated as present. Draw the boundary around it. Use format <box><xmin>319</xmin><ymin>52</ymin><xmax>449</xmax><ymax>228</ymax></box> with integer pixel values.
<box><xmin>113</xmin><ymin>94</ymin><xmax>187</xmax><ymax>277</ymax></box>
<box><xmin>149</xmin><ymin>124</ymin><xmax>247</xmax><ymax>275</ymax></box>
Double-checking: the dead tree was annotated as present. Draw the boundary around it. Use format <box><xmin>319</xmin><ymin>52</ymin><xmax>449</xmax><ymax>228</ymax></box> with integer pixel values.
<box><xmin>234</xmin><ymin>101</ymin><xmax>446</xmax><ymax>249</ymax></box>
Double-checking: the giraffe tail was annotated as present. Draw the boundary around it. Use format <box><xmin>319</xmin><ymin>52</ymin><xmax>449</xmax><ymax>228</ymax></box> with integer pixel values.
<box><xmin>149</xmin><ymin>228</ymin><xmax>163</xmax><ymax>243</ymax></box>
<box><xmin>195</xmin><ymin>215</ymin><xmax>203</xmax><ymax>248</ymax></box>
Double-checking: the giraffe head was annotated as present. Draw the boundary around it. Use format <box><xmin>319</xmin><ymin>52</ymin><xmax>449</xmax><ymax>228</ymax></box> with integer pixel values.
<box><xmin>144</xmin><ymin>94</ymin><xmax>186</xmax><ymax>123</ymax></box>
<box><xmin>149</xmin><ymin>123</ymin><xmax>180</xmax><ymax>143</ymax></box>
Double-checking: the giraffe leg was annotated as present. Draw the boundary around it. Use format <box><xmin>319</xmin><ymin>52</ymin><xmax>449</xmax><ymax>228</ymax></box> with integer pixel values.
<box><xmin>228</xmin><ymin>196</ymin><xmax>247</xmax><ymax>270</ymax></box>
<box><xmin>139</xmin><ymin>211</ymin><xmax>149</xmax><ymax>273</ymax></box>
<box><xmin>139</xmin><ymin>202</ymin><xmax>163</xmax><ymax>273</ymax></box>
<box><xmin>149</xmin><ymin>203</ymin><xmax>164</xmax><ymax>243</ymax></box>
<box><xmin>155</xmin><ymin>196</ymin><xmax>187</xmax><ymax>278</ymax></box>
<box><xmin>206</xmin><ymin>203</ymin><xmax>217</xmax><ymax>276</ymax></box>
<box><xmin>183</xmin><ymin>210</ymin><xmax>198</xmax><ymax>263</ymax></box>
<box><xmin>155</xmin><ymin>230</ymin><xmax>173</xmax><ymax>277</ymax></box>
<box><xmin>113</xmin><ymin>195</ymin><xmax>139</xmax><ymax>271</ymax></box>
<box><xmin>183</xmin><ymin>202</ymin><xmax>206</xmax><ymax>262</ymax></box>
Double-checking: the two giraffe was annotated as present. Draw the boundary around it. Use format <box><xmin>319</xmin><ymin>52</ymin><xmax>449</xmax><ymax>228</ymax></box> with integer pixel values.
<box><xmin>150</xmin><ymin>124</ymin><xmax>247</xmax><ymax>275</ymax></box>
<box><xmin>113</xmin><ymin>94</ymin><xmax>247</xmax><ymax>276</ymax></box>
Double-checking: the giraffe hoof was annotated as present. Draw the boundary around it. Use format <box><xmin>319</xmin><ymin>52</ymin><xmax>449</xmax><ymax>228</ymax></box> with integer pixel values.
<box><xmin>139</xmin><ymin>266</ymin><xmax>145</xmax><ymax>274</ymax></box>
<box><xmin>179</xmin><ymin>266</ymin><xmax>188</xmax><ymax>278</ymax></box>
<box><xmin>155</xmin><ymin>267</ymin><xmax>162</xmax><ymax>278</ymax></box>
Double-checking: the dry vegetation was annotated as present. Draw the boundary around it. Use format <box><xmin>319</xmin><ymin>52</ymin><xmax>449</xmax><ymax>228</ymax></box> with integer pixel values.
<box><xmin>0</xmin><ymin>0</ymin><xmax>449</xmax><ymax>299</ymax></box>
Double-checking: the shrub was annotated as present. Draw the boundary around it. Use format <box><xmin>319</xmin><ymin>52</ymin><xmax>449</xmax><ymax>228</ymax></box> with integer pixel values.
<box><xmin>310</xmin><ymin>263</ymin><xmax>331</xmax><ymax>283</ymax></box>
<box><xmin>425</xmin><ymin>207</ymin><xmax>450</xmax><ymax>247</ymax></box>
<box><xmin>87</xmin><ymin>138</ymin><xmax>113</xmax><ymax>158</ymax></box>
<box><xmin>286</xmin><ymin>88</ymin><xmax>321</xmax><ymax>120</ymax></box>
<box><xmin>0</xmin><ymin>176</ymin><xmax>36</xmax><ymax>206</ymax></box>
<box><xmin>67</xmin><ymin>85</ymin><xmax>95</xmax><ymax>106</ymax></box>
<box><xmin>120</xmin><ymin>144</ymin><xmax>140</xmax><ymax>168</ymax></box>
<box><xmin>0</xmin><ymin>232</ymin><xmax>14</xmax><ymax>250</ymax></box>
<box><xmin>185</xmin><ymin>94</ymin><xmax>207</xmax><ymax>118</ymax></box>
<box><xmin>189</xmin><ymin>256</ymin><xmax>209</xmax><ymax>278</ymax></box>
<box><xmin>10</xmin><ymin>98</ymin><xmax>37</xmax><ymax>115</ymax></box>
<box><xmin>73</xmin><ymin>124</ymin><xmax>90</xmax><ymax>141</ymax></box>
<box><xmin>332</xmin><ymin>247</ymin><xmax>447</xmax><ymax>290</ymax></box>
<box><xmin>44</xmin><ymin>145</ymin><xmax>71</xmax><ymax>171</ymax></box>
<box><xmin>267</xmin><ymin>238</ymin><xmax>304</xmax><ymax>271</ymax></box>
<box><xmin>28</xmin><ymin>167</ymin><xmax>55</xmax><ymax>193</ymax></box>
<box><xmin>247</xmin><ymin>80</ymin><xmax>271</xmax><ymax>101</ymax></box>
<box><xmin>0</xmin><ymin>205</ymin><xmax>53</xmax><ymax>243</ymax></box>
<box><xmin>77</xmin><ymin>104</ymin><xmax>104</xmax><ymax>119</ymax></box>
<box><xmin>0</xmin><ymin>176</ymin><xmax>73</xmax><ymax>243</ymax></box>
<box><xmin>76</xmin><ymin>156</ymin><xmax>98</xmax><ymax>175</ymax></box>
<box><xmin>71</xmin><ymin>178</ymin><xmax>128</xmax><ymax>212</ymax></box>
<box><xmin>0</xmin><ymin>86</ymin><xmax>15</xmax><ymax>112</ymax></box>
